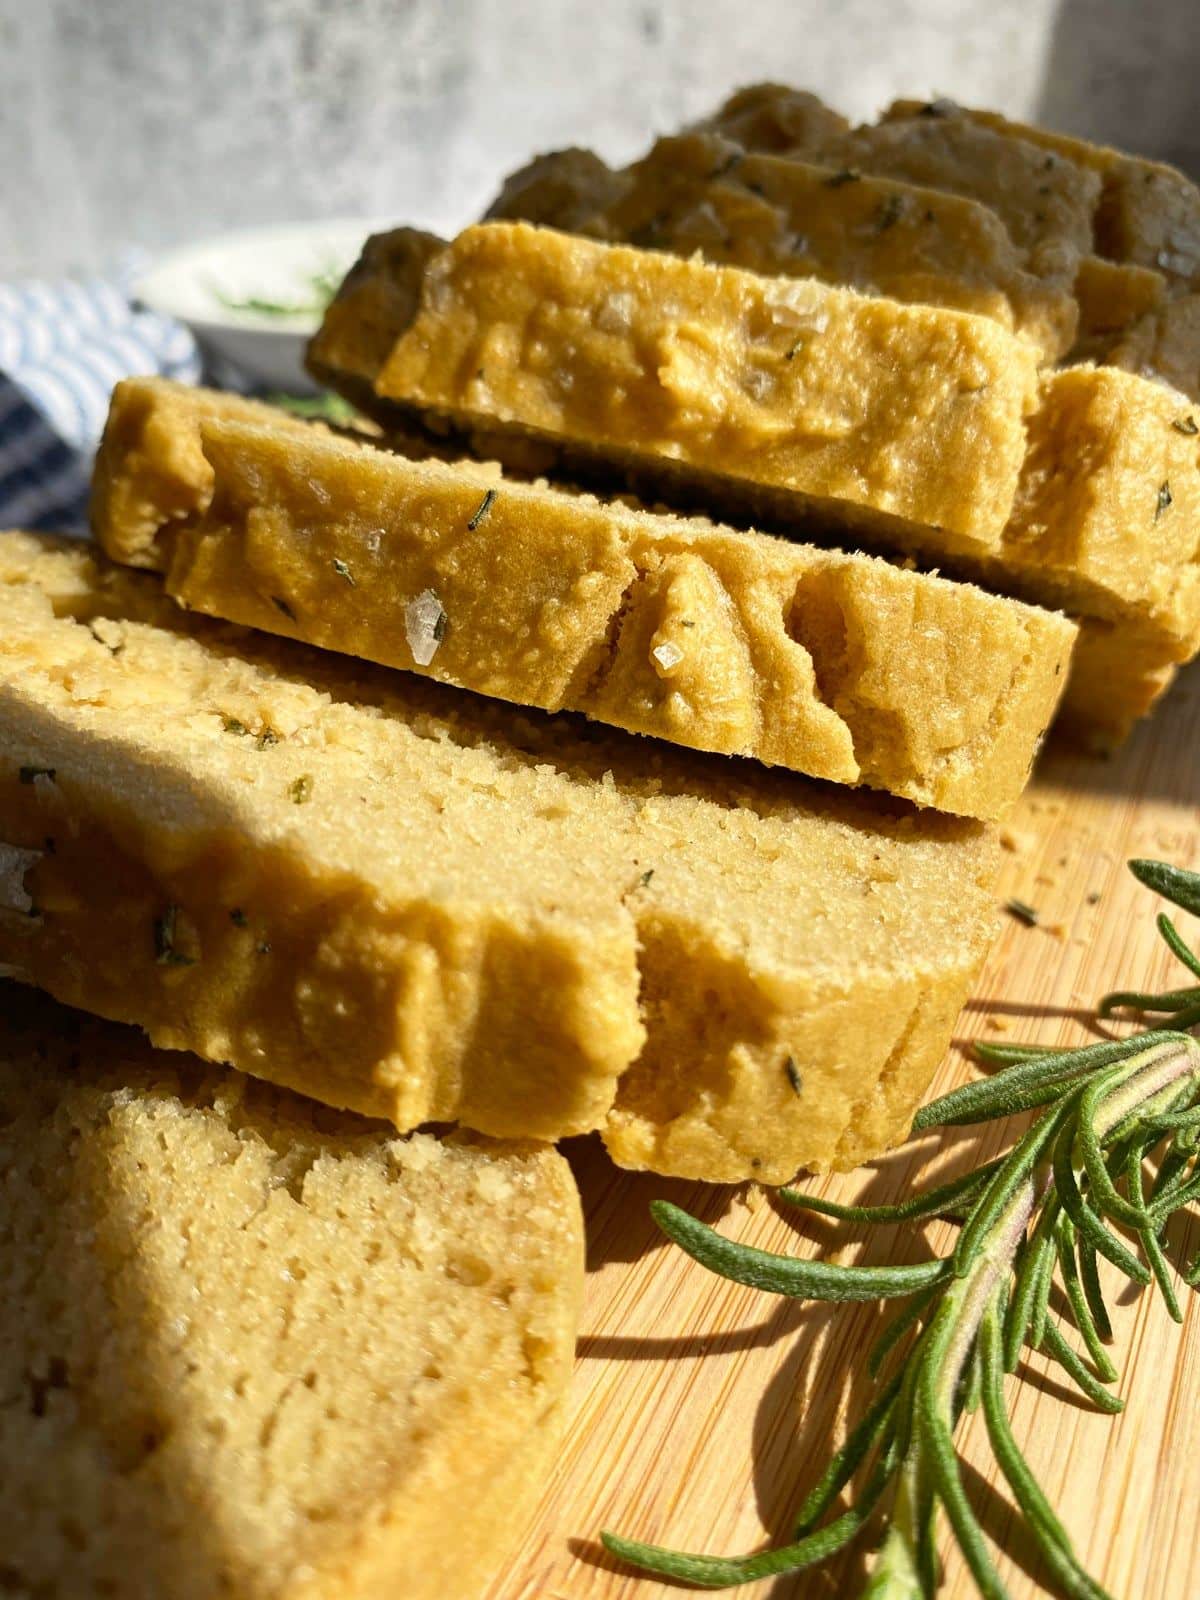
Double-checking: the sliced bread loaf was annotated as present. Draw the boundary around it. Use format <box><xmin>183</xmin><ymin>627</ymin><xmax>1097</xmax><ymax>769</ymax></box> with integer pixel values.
<box><xmin>0</xmin><ymin>982</ymin><xmax>582</xmax><ymax>1600</ymax></box>
<box><xmin>92</xmin><ymin>378</ymin><xmax>1077</xmax><ymax>820</ymax></box>
<box><xmin>0</xmin><ymin>531</ymin><xmax>999</xmax><ymax>1181</ymax></box>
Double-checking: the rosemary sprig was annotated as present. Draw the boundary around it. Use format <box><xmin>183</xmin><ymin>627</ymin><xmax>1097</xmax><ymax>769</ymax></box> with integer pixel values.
<box><xmin>603</xmin><ymin>859</ymin><xmax>1200</xmax><ymax>1597</ymax></box>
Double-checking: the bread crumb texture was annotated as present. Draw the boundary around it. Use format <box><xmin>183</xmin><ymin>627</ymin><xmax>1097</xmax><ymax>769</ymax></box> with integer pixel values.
<box><xmin>0</xmin><ymin>984</ymin><xmax>582</xmax><ymax>1600</ymax></box>
<box><xmin>0</xmin><ymin>531</ymin><xmax>999</xmax><ymax>1181</ymax></box>
<box><xmin>93</xmin><ymin>378</ymin><xmax>1077</xmax><ymax>819</ymax></box>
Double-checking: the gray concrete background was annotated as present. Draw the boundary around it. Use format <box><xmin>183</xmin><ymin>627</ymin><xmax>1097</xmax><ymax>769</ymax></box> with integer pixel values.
<box><xmin>2</xmin><ymin>0</ymin><xmax>1198</xmax><ymax>279</ymax></box>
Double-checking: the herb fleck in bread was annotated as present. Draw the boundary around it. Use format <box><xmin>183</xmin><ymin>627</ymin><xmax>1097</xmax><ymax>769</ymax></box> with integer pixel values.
<box><xmin>92</xmin><ymin>378</ymin><xmax>1077</xmax><ymax>820</ymax></box>
<box><xmin>0</xmin><ymin>531</ymin><xmax>999</xmax><ymax>1181</ymax></box>
<box><xmin>0</xmin><ymin>983</ymin><xmax>582</xmax><ymax>1600</ymax></box>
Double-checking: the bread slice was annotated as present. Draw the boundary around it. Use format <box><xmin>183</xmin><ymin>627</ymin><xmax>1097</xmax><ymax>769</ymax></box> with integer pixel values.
<box><xmin>484</xmin><ymin>132</ymin><xmax>1077</xmax><ymax>359</ymax></box>
<box><xmin>879</xmin><ymin>100</ymin><xmax>1200</xmax><ymax>401</ymax></box>
<box><xmin>885</xmin><ymin>99</ymin><xmax>1200</xmax><ymax>285</ymax></box>
<box><xmin>1058</xmin><ymin>619</ymin><xmax>1181</xmax><ymax>748</ymax></box>
<box><xmin>307</xmin><ymin>227</ymin><xmax>447</xmax><ymax>419</ymax></box>
<box><xmin>92</xmin><ymin>378</ymin><xmax>1077</xmax><ymax>820</ymax></box>
<box><xmin>367</xmin><ymin>221</ymin><xmax>1039</xmax><ymax>562</ymax></box>
<box><xmin>1070</xmin><ymin>254</ymin><xmax>1168</xmax><ymax>359</ymax></box>
<box><xmin>697</xmin><ymin>84</ymin><xmax>1098</xmax><ymax>277</ymax></box>
<box><xmin>0</xmin><ymin>981</ymin><xmax>582</xmax><ymax>1600</ymax></box>
<box><xmin>0</xmin><ymin>531</ymin><xmax>999</xmax><ymax>1181</ymax></box>
<box><xmin>1097</xmin><ymin>290</ymin><xmax>1200</xmax><ymax>405</ymax></box>
<box><xmin>993</xmin><ymin>363</ymin><xmax>1200</xmax><ymax>700</ymax></box>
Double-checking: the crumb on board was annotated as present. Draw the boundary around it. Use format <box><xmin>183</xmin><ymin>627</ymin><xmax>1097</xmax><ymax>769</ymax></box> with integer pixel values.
<box><xmin>999</xmin><ymin>827</ymin><xmax>1037</xmax><ymax>854</ymax></box>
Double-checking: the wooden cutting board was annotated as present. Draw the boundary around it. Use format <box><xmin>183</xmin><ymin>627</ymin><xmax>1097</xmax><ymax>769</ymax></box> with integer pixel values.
<box><xmin>485</xmin><ymin>660</ymin><xmax>1200</xmax><ymax>1600</ymax></box>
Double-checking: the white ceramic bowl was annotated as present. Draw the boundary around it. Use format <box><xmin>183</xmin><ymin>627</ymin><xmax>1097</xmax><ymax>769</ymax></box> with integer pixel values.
<box><xmin>133</xmin><ymin>219</ymin><xmax>391</xmax><ymax>393</ymax></box>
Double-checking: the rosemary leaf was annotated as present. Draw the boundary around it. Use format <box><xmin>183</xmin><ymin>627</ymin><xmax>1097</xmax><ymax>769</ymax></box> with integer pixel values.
<box><xmin>867</xmin><ymin>1281</ymin><xmax>941</xmax><ymax>1378</ymax></box>
<box><xmin>603</xmin><ymin>1491</ymin><xmax>882</xmax><ymax>1589</ymax></box>
<box><xmin>1055</xmin><ymin>1218</ymin><xmax>1118</xmax><ymax>1381</ymax></box>
<box><xmin>606</xmin><ymin>861</ymin><xmax>1200</xmax><ymax>1599</ymax></box>
<box><xmin>915</xmin><ymin>1035</ymin><xmax>1176</xmax><ymax>1130</ymax></box>
<box><xmin>1051</xmin><ymin>1121</ymin><xmax>1150</xmax><ymax>1284</ymax></box>
<box><xmin>1004</xmin><ymin>1224</ymin><xmax>1056</xmax><ymax>1369</ymax></box>
<box><xmin>1100</xmin><ymin>984</ymin><xmax>1200</xmax><ymax>1017</ymax></box>
<box><xmin>1041</xmin><ymin>1321</ymin><xmax>1125</xmax><ymax>1414</ymax></box>
<box><xmin>651</xmin><ymin>1200</ymin><xmax>951</xmax><ymax>1302</ymax></box>
<box><xmin>1156</xmin><ymin>911</ymin><xmax>1200</xmax><ymax>980</ymax></box>
<box><xmin>793</xmin><ymin>1370</ymin><xmax>902</xmax><ymax>1533</ymax></box>
<box><xmin>974</xmin><ymin>1040</ymin><xmax>1070</xmax><ymax>1066</ymax></box>
<box><xmin>467</xmin><ymin>487</ymin><xmax>497</xmax><ymax>530</ymax></box>
<box><xmin>1005</xmin><ymin>897</ymin><xmax>1040</xmax><ymax>926</ymax></box>
<box><xmin>979</xmin><ymin>1309</ymin><xmax>1111</xmax><ymax>1600</ymax></box>
<box><xmin>781</xmin><ymin>1158</ymin><xmax>1000</xmax><ymax>1227</ymax></box>
<box><xmin>1129</xmin><ymin>857</ymin><xmax>1200</xmax><ymax>916</ymax></box>
<box><xmin>1126</xmin><ymin>1147</ymin><xmax>1182</xmax><ymax>1322</ymax></box>
<box><xmin>1077</xmin><ymin>1236</ymin><xmax>1113</xmax><ymax>1344</ymax></box>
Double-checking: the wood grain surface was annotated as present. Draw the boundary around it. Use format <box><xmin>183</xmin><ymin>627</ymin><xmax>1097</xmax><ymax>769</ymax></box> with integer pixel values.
<box><xmin>484</xmin><ymin>659</ymin><xmax>1200</xmax><ymax>1600</ymax></box>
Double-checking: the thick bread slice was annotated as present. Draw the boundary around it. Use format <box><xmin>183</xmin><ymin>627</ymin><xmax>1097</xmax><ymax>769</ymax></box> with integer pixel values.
<box><xmin>307</xmin><ymin>227</ymin><xmax>446</xmax><ymax>416</ymax></box>
<box><xmin>485</xmin><ymin>133</ymin><xmax>1077</xmax><ymax>359</ymax></box>
<box><xmin>1070</xmin><ymin>254</ymin><xmax>1168</xmax><ymax>361</ymax></box>
<box><xmin>1098</xmin><ymin>291</ymin><xmax>1200</xmax><ymax>405</ymax></box>
<box><xmin>485</xmin><ymin>145</ymin><xmax>632</xmax><ymax>232</ymax></box>
<box><xmin>317</xmin><ymin>221</ymin><xmax>1198</xmax><ymax>739</ymax></box>
<box><xmin>880</xmin><ymin>99</ymin><xmax>1200</xmax><ymax>400</ymax></box>
<box><xmin>0</xmin><ymin>532</ymin><xmax>1000</xmax><ymax>1181</ymax></box>
<box><xmin>700</xmin><ymin>85</ymin><xmax>1098</xmax><ymax>278</ymax></box>
<box><xmin>886</xmin><ymin>99</ymin><xmax>1200</xmax><ymax>285</ymax></box>
<box><xmin>0</xmin><ymin>982</ymin><xmax>582</xmax><ymax>1600</ymax></box>
<box><xmin>973</xmin><ymin>363</ymin><xmax>1200</xmax><ymax>739</ymax></box>
<box><xmin>1058</xmin><ymin>618</ymin><xmax>1182</xmax><ymax>747</ymax></box>
<box><xmin>369</xmin><ymin>222</ymin><xmax>1040</xmax><ymax>562</ymax></box>
<box><xmin>92</xmin><ymin>378</ymin><xmax>1077</xmax><ymax>820</ymax></box>
<box><xmin>993</xmin><ymin>364</ymin><xmax>1200</xmax><ymax>658</ymax></box>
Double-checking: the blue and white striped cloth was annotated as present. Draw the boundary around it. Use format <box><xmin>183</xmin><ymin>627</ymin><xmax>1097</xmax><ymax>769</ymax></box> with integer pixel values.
<box><xmin>0</xmin><ymin>259</ymin><xmax>200</xmax><ymax>535</ymax></box>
